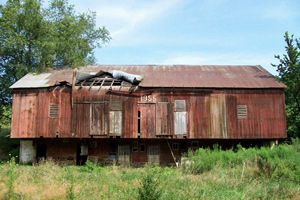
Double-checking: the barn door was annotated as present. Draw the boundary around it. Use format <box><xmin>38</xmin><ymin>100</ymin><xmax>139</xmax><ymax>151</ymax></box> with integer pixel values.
<box><xmin>118</xmin><ymin>145</ymin><xmax>130</xmax><ymax>166</ymax></box>
<box><xmin>138</xmin><ymin>103</ymin><xmax>156</xmax><ymax>137</ymax></box>
<box><xmin>90</xmin><ymin>103</ymin><xmax>108</xmax><ymax>135</ymax></box>
<box><xmin>210</xmin><ymin>95</ymin><xmax>227</xmax><ymax>138</ymax></box>
<box><xmin>148</xmin><ymin>145</ymin><xmax>160</xmax><ymax>164</ymax></box>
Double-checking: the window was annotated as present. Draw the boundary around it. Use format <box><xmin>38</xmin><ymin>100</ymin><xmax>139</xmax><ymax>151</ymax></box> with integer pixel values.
<box><xmin>132</xmin><ymin>141</ymin><xmax>138</xmax><ymax>152</ymax></box>
<box><xmin>174</xmin><ymin>100</ymin><xmax>187</xmax><ymax>135</ymax></box>
<box><xmin>140</xmin><ymin>144</ymin><xmax>145</xmax><ymax>152</ymax></box>
<box><xmin>109</xmin><ymin>101</ymin><xmax>122</xmax><ymax>135</ymax></box>
<box><xmin>180</xmin><ymin>142</ymin><xmax>187</xmax><ymax>150</ymax></box>
<box><xmin>237</xmin><ymin>105</ymin><xmax>247</xmax><ymax>119</ymax></box>
<box><xmin>162</xmin><ymin>141</ymin><xmax>168</xmax><ymax>148</ymax></box>
<box><xmin>49</xmin><ymin>104</ymin><xmax>59</xmax><ymax>118</ymax></box>
<box><xmin>172</xmin><ymin>143</ymin><xmax>179</xmax><ymax>150</ymax></box>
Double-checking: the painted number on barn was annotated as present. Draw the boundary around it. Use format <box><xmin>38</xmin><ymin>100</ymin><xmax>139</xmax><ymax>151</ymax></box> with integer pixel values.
<box><xmin>141</xmin><ymin>95</ymin><xmax>156</xmax><ymax>102</ymax></box>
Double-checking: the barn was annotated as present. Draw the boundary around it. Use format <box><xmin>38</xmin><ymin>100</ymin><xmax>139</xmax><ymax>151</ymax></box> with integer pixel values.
<box><xmin>10</xmin><ymin>65</ymin><xmax>287</xmax><ymax>165</ymax></box>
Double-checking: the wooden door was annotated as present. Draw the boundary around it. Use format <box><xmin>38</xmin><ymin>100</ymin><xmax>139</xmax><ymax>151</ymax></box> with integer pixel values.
<box><xmin>90</xmin><ymin>103</ymin><xmax>108</xmax><ymax>135</ymax></box>
<box><xmin>118</xmin><ymin>145</ymin><xmax>130</xmax><ymax>166</ymax></box>
<box><xmin>148</xmin><ymin>145</ymin><xmax>160</xmax><ymax>164</ymax></box>
<box><xmin>138</xmin><ymin>103</ymin><xmax>156</xmax><ymax>138</ymax></box>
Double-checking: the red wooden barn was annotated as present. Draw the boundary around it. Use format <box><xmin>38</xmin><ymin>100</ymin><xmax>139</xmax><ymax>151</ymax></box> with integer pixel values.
<box><xmin>10</xmin><ymin>65</ymin><xmax>287</xmax><ymax>165</ymax></box>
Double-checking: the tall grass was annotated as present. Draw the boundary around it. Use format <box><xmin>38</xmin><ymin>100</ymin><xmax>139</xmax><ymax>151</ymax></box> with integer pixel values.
<box><xmin>185</xmin><ymin>139</ymin><xmax>300</xmax><ymax>183</ymax></box>
<box><xmin>0</xmin><ymin>141</ymin><xmax>299</xmax><ymax>199</ymax></box>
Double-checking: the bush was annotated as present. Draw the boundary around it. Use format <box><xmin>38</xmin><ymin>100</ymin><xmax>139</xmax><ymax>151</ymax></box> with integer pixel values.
<box><xmin>137</xmin><ymin>170</ymin><xmax>162</xmax><ymax>200</ymax></box>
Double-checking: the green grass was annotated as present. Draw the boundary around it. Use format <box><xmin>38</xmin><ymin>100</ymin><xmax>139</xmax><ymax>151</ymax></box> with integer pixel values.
<box><xmin>0</xmin><ymin>140</ymin><xmax>299</xmax><ymax>199</ymax></box>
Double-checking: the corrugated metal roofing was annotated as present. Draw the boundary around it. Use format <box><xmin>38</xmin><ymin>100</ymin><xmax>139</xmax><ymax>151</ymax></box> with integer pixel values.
<box><xmin>10</xmin><ymin>65</ymin><xmax>286</xmax><ymax>89</ymax></box>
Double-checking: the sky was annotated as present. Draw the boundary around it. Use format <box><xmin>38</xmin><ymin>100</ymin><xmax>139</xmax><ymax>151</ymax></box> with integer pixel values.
<box><xmin>2</xmin><ymin>0</ymin><xmax>300</xmax><ymax>75</ymax></box>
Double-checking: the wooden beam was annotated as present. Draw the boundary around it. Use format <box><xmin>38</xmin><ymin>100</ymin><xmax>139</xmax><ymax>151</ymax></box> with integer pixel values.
<box><xmin>80</xmin><ymin>80</ymin><xmax>86</xmax><ymax>88</ymax></box>
<box><xmin>88</xmin><ymin>79</ymin><xmax>97</xmax><ymax>91</ymax></box>
<box><xmin>167</xmin><ymin>140</ymin><xmax>178</xmax><ymax>167</ymax></box>
<box><xmin>109</xmin><ymin>79</ymin><xmax>114</xmax><ymax>90</ymax></box>
<box><xmin>98</xmin><ymin>77</ymin><xmax>106</xmax><ymax>91</ymax></box>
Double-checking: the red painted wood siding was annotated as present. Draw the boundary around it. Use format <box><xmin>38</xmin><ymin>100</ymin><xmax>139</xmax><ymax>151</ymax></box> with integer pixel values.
<box><xmin>11</xmin><ymin>87</ymin><xmax>287</xmax><ymax>139</ymax></box>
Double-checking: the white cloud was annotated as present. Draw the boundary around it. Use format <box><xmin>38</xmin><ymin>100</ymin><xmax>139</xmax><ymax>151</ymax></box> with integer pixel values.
<box><xmin>92</xmin><ymin>0</ymin><xmax>183</xmax><ymax>45</ymax></box>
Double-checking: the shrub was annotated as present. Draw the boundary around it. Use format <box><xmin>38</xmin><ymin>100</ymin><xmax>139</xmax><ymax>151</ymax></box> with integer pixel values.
<box><xmin>137</xmin><ymin>170</ymin><xmax>162</xmax><ymax>200</ymax></box>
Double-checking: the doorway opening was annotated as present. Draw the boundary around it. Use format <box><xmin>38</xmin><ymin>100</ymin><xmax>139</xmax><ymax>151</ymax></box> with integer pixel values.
<box><xmin>36</xmin><ymin>144</ymin><xmax>47</xmax><ymax>163</ymax></box>
<box><xmin>76</xmin><ymin>145</ymin><xmax>87</xmax><ymax>165</ymax></box>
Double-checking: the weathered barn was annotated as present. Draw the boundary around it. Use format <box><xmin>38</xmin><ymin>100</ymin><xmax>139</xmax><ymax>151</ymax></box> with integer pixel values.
<box><xmin>10</xmin><ymin>65</ymin><xmax>287</xmax><ymax>165</ymax></box>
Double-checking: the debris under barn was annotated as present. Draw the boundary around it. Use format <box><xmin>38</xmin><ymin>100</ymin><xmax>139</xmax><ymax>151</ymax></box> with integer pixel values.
<box><xmin>10</xmin><ymin>65</ymin><xmax>287</xmax><ymax>165</ymax></box>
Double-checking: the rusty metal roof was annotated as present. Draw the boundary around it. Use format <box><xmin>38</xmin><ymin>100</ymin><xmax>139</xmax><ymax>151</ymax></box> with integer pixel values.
<box><xmin>10</xmin><ymin>65</ymin><xmax>286</xmax><ymax>89</ymax></box>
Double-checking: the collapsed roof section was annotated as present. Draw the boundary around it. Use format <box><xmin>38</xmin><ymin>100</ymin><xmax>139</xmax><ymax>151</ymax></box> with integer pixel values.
<box><xmin>75</xmin><ymin>70</ymin><xmax>144</xmax><ymax>91</ymax></box>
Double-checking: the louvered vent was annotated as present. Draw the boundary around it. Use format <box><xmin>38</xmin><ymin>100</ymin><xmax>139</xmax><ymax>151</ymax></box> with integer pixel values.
<box><xmin>175</xmin><ymin>100</ymin><xmax>186</xmax><ymax>111</ymax></box>
<box><xmin>49</xmin><ymin>104</ymin><xmax>59</xmax><ymax>118</ymax></box>
<box><xmin>237</xmin><ymin>105</ymin><xmax>247</xmax><ymax>119</ymax></box>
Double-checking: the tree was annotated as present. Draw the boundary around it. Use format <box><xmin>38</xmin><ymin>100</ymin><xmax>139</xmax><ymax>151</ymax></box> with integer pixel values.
<box><xmin>0</xmin><ymin>0</ymin><xmax>110</xmax><ymax>126</ymax></box>
<box><xmin>272</xmin><ymin>32</ymin><xmax>300</xmax><ymax>139</ymax></box>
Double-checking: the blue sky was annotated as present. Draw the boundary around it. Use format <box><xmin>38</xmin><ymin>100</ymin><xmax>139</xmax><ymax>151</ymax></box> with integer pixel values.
<box><xmin>1</xmin><ymin>0</ymin><xmax>300</xmax><ymax>75</ymax></box>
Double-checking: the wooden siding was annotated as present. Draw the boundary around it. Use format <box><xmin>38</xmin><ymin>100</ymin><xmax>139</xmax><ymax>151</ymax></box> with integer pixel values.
<box><xmin>11</xmin><ymin>87</ymin><xmax>287</xmax><ymax>139</ymax></box>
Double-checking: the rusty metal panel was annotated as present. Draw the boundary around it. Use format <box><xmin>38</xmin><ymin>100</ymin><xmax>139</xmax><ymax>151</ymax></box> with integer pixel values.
<box><xmin>91</xmin><ymin>103</ymin><xmax>108</xmax><ymax>135</ymax></box>
<box><xmin>156</xmin><ymin>102</ymin><xmax>173</xmax><ymax>136</ymax></box>
<box><xmin>11</xmin><ymin>65</ymin><xmax>287</xmax><ymax>89</ymax></box>
<box><xmin>138</xmin><ymin>103</ymin><xmax>156</xmax><ymax>138</ymax></box>
<box><xmin>109</xmin><ymin>111</ymin><xmax>122</xmax><ymax>136</ymax></box>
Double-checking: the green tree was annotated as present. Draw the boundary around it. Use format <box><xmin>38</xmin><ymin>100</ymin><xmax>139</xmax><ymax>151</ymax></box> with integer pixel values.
<box><xmin>0</xmin><ymin>0</ymin><xmax>110</xmax><ymax>125</ymax></box>
<box><xmin>272</xmin><ymin>32</ymin><xmax>300</xmax><ymax>138</ymax></box>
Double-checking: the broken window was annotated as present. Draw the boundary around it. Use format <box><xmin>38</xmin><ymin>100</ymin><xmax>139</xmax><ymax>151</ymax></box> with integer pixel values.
<box><xmin>174</xmin><ymin>100</ymin><xmax>187</xmax><ymax>135</ymax></box>
<box><xmin>109</xmin><ymin>101</ymin><xmax>122</xmax><ymax>136</ymax></box>
<box><xmin>49</xmin><ymin>104</ymin><xmax>59</xmax><ymax>118</ymax></box>
<box><xmin>172</xmin><ymin>143</ymin><xmax>179</xmax><ymax>150</ymax></box>
<box><xmin>237</xmin><ymin>105</ymin><xmax>247</xmax><ymax>119</ymax></box>
<box><xmin>140</xmin><ymin>144</ymin><xmax>145</xmax><ymax>152</ymax></box>
<box><xmin>132</xmin><ymin>141</ymin><xmax>138</xmax><ymax>152</ymax></box>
